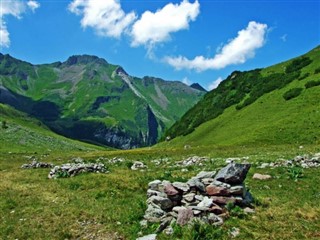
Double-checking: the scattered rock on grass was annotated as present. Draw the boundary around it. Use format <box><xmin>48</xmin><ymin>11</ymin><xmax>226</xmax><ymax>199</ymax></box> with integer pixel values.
<box><xmin>48</xmin><ymin>162</ymin><xmax>108</xmax><ymax>179</ymax></box>
<box><xmin>21</xmin><ymin>160</ymin><xmax>54</xmax><ymax>169</ymax></box>
<box><xmin>131</xmin><ymin>161</ymin><xmax>147</xmax><ymax>170</ymax></box>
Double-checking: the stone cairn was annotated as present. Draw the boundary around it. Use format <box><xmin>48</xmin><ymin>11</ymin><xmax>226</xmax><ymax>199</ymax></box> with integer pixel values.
<box><xmin>259</xmin><ymin>153</ymin><xmax>320</xmax><ymax>169</ymax></box>
<box><xmin>48</xmin><ymin>162</ymin><xmax>108</xmax><ymax>179</ymax></box>
<box><xmin>142</xmin><ymin>162</ymin><xmax>252</xmax><ymax>234</ymax></box>
<box><xmin>21</xmin><ymin>160</ymin><xmax>54</xmax><ymax>169</ymax></box>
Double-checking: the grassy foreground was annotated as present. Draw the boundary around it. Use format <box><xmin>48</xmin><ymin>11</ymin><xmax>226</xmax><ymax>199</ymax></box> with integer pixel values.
<box><xmin>1</xmin><ymin>144</ymin><xmax>320</xmax><ymax>239</ymax></box>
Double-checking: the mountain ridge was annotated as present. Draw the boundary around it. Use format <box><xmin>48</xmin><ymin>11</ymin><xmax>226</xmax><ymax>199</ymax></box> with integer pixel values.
<box><xmin>161</xmin><ymin>45</ymin><xmax>320</xmax><ymax>146</ymax></box>
<box><xmin>0</xmin><ymin>53</ymin><xmax>205</xmax><ymax>149</ymax></box>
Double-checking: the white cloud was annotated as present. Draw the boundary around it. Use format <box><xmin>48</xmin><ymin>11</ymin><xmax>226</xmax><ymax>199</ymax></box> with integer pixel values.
<box><xmin>0</xmin><ymin>0</ymin><xmax>40</xmax><ymax>48</ymax></box>
<box><xmin>182</xmin><ymin>77</ymin><xmax>191</xmax><ymax>85</ymax></box>
<box><xmin>130</xmin><ymin>0</ymin><xmax>200</xmax><ymax>47</ymax></box>
<box><xmin>208</xmin><ymin>77</ymin><xmax>223</xmax><ymax>91</ymax></box>
<box><xmin>27</xmin><ymin>0</ymin><xmax>40</xmax><ymax>12</ymax></box>
<box><xmin>164</xmin><ymin>21</ymin><xmax>268</xmax><ymax>72</ymax></box>
<box><xmin>68</xmin><ymin>0</ymin><xmax>137</xmax><ymax>38</ymax></box>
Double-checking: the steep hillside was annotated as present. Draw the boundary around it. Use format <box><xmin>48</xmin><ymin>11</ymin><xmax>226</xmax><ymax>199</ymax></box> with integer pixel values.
<box><xmin>162</xmin><ymin>46</ymin><xmax>320</xmax><ymax>146</ymax></box>
<box><xmin>0</xmin><ymin>54</ymin><xmax>204</xmax><ymax>149</ymax></box>
<box><xmin>0</xmin><ymin>103</ymin><xmax>103</xmax><ymax>153</ymax></box>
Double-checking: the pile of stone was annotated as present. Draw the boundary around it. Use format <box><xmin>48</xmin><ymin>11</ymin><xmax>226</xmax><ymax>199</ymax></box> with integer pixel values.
<box><xmin>107</xmin><ymin>157</ymin><xmax>124</xmax><ymax>164</ymax></box>
<box><xmin>21</xmin><ymin>160</ymin><xmax>54</xmax><ymax>169</ymax></box>
<box><xmin>259</xmin><ymin>153</ymin><xmax>320</xmax><ymax>169</ymax></box>
<box><xmin>142</xmin><ymin>162</ymin><xmax>252</xmax><ymax>234</ymax></box>
<box><xmin>48</xmin><ymin>162</ymin><xmax>108</xmax><ymax>179</ymax></box>
<box><xmin>176</xmin><ymin>156</ymin><xmax>209</xmax><ymax>167</ymax></box>
<box><xmin>131</xmin><ymin>161</ymin><xmax>147</xmax><ymax>170</ymax></box>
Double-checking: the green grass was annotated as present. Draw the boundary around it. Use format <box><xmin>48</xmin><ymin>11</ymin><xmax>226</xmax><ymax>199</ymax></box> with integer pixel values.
<box><xmin>0</xmin><ymin>104</ymin><xmax>105</xmax><ymax>153</ymax></box>
<box><xmin>1</xmin><ymin>145</ymin><xmax>320</xmax><ymax>239</ymax></box>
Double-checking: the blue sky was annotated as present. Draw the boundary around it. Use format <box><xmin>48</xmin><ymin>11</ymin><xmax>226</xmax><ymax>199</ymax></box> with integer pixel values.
<box><xmin>1</xmin><ymin>0</ymin><xmax>319</xmax><ymax>90</ymax></box>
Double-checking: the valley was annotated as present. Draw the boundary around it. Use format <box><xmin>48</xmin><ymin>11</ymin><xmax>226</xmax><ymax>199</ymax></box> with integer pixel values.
<box><xmin>0</xmin><ymin>46</ymin><xmax>319</xmax><ymax>239</ymax></box>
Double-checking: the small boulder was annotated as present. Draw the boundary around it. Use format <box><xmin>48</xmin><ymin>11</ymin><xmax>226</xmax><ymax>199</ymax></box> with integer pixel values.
<box><xmin>131</xmin><ymin>161</ymin><xmax>147</xmax><ymax>170</ymax></box>
<box><xmin>252</xmin><ymin>173</ymin><xmax>272</xmax><ymax>180</ymax></box>
<box><xmin>215</xmin><ymin>163</ymin><xmax>251</xmax><ymax>184</ymax></box>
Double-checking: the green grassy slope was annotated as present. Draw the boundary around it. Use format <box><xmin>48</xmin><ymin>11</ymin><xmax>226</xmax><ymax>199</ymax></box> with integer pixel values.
<box><xmin>161</xmin><ymin>46</ymin><xmax>320</xmax><ymax>147</ymax></box>
<box><xmin>0</xmin><ymin>54</ymin><xmax>204</xmax><ymax>148</ymax></box>
<box><xmin>0</xmin><ymin>104</ymin><xmax>104</xmax><ymax>153</ymax></box>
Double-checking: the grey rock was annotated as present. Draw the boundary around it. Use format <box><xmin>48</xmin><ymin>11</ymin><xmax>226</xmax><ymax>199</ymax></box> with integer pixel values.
<box><xmin>136</xmin><ymin>234</ymin><xmax>157</xmax><ymax>240</ymax></box>
<box><xmin>183</xmin><ymin>193</ymin><xmax>195</xmax><ymax>202</ymax></box>
<box><xmin>252</xmin><ymin>173</ymin><xmax>272</xmax><ymax>180</ymax></box>
<box><xmin>147</xmin><ymin>189</ymin><xmax>166</xmax><ymax>198</ymax></box>
<box><xmin>212</xmin><ymin>180</ymin><xmax>231</xmax><ymax>188</ymax></box>
<box><xmin>144</xmin><ymin>205</ymin><xmax>165</xmax><ymax>222</ymax></box>
<box><xmin>208</xmin><ymin>213</ymin><xmax>223</xmax><ymax>226</ymax></box>
<box><xmin>197</xmin><ymin>196</ymin><xmax>213</xmax><ymax>208</ymax></box>
<box><xmin>131</xmin><ymin>161</ymin><xmax>147</xmax><ymax>170</ymax></box>
<box><xmin>230</xmin><ymin>227</ymin><xmax>240</xmax><ymax>238</ymax></box>
<box><xmin>21</xmin><ymin>160</ymin><xmax>54</xmax><ymax>169</ymax></box>
<box><xmin>187</xmin><ymin>178</ymin><xmax>206</xmax><ymax>192</ymax></box>
<box><xmin>230</xmin><ymin>185</ymin><xmax>245</xmax><ymax>195</ymax></box>
<box><xmin>215</xmin><ymin>163</ymin><xmax>251</xmax><ymax>184</ymax></box>
<box><xmin>163</xmin><ymin>225</ymin><xmax>174</xmax><ymax>235</ymax></box>
<box><xmin>172</xmin><ymin>206</ymin><xmax>187</xmax><ymax>213</ymax></box>
<box><xmin>147</xmin><ymin>196</ymin><xmax>173</xmax><ymax>210</ymax></box>
<box><xmin>195</xmin><ymin>171</ymin><xmax>216</xmax><ymax>179</ymax></box>
<box><xmin>173</xmin><ymin>182</ymin><xmax>190</xmax><ymax>192</ymax></box>
<box><xmin>148</xmin><ymin>180</ymin><xmax>162</xmax><ymax>191</ymax></box>
<box><xmin>201</xmin><ymin>178</ymin><xmax>215</xmax><ymax>185</ymax></box>
<box><xmin>156</xmin><ymin>217</ymin><xmax>172</xmax><ymax>233</ymax></box>
<box><xmin>244</xmin><ymin>207</ymin><xmax>255</xmax><ymax>214</ymax></box>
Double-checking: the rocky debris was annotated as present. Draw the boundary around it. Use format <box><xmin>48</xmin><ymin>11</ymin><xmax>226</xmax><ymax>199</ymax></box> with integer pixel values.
<box><xmin>131</xmin><ymin>161</ymin><xmax>147</xmax><ymax>170</ymax></box>
<box><xmin>48</xmin><ymin>162</ymin><xmax>108</xmax><ymax>179</ymax></box>
<box><xmin>21</xmin><ymin>160</ymin><xmax>54</xmax><ymax>169</ymax></box>
<box><xmin>229</xmin><ymin>227</ymin><xmax>240</xmax><ymax>238</ymax></box>
<box><xmin>252</xmin><ymin>173</ymin><xmax>272</xmax><ymax>180</ymax></box>
<box><xmin>142</xmin><ymin>162</ymin><xmax>252</xmax><ymax>234</ymax></box>
<box><xmin>259</xmin><ymin>153</ymin><xmax>320</xmax><ymax>169</ymax></box>
<box><xmin>176</xmin><ymin>156</ymin><xmax>209</xmax><ymax>167</ymax></box>
<box><xmin>107</xmin><ymin>157</ymin><xmax>124</xmax><ymax>164</ymax></box>
<box><xmin>136</xmin><ymin>234</ymin><xmax>157</xmax><ymax>240</ymax></box>
<box><xmin>151</xmin><ymin>157</ymin><xmax>170</xmax><ymax>166</ymax></box>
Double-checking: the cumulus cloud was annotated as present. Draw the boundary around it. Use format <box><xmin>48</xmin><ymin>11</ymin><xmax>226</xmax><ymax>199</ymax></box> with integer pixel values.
<box><xmin>164</xmin><ymin>21</ymin><xmax>268</xmax><ymax>72</ymax></box>
<box><xmin>130</xmin><ymin>0</ymin><xmax>200</xmax><ymax>47</ymax></box>
<box><xmin>68</xmin><ymin>0</ymin><xmax>137</xmax><ymax>38</ymax></box>
<box><xmin>27</xmin><ymin>0</ymin><xmax>40</xmax><ymax>12</ymax></box>
<box><xmin>0</xmin><ymin>0</ymin><xmax>40</xmax><ymax>48</ymax></box>
<box><xmin>208</xmin><ymin>77</ymin><xmax>223</xmax><ymax>90</ymax></box>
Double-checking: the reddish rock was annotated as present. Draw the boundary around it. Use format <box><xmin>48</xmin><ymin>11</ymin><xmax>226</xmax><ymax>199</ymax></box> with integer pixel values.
<box><xmin>209</xmin><ymin>204</ymin><xmax>224</xmax><ymax>215</ymax></box>
<box><xmin>164</xmin><ymin>183</ymin><xmax>179</xmax><ymax>196</ymax></box>
<box><xmin>177</xmin><ymin>208</ymin><xmax>194</xmax><ymax>225</ymax></box>
<box><xmin>211</xmin><ymin>196</ymin><xmax>236</xmax><ymax>205</ymax></box>
<box><xmin>206</xmin><ymin>185</ymin><xmax>231</xmax><ymax>196</ymax></box>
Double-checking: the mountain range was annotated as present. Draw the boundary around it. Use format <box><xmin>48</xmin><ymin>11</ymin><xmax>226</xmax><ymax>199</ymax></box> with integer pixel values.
<box><xmin>0</xmin><ymin>54</ymin><xmax>205</xmax><ymax>149</ymax></box>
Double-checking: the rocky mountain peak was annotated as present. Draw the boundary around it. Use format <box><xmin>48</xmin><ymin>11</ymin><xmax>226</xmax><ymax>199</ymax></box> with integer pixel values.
<box><xmin>190</xmin><ymin>83</ymin><xmax>207</xmax><ymax>92</ymax></box>
<box><xmin>64</xmin><ymin>54</ymin><xmax>108</xmax><ymax>66</ymax></box>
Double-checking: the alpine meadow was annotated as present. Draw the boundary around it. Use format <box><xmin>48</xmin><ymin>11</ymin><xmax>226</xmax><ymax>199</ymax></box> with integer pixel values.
<box><xmin>0</xmin><ymin>0</ymin><xmax>319</xmax><ymax>239</ymax></box>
